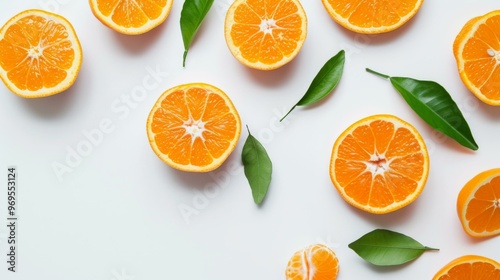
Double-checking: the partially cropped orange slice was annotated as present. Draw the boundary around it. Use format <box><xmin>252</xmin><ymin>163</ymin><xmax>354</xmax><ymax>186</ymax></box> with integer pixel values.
<box><xmin>146</xmin><ymin>83</ymin><xmax>241</xmax><ymax>172</ymax></box>
<box><xmin>454</xmin><ymin>10</ymin><xmax>500</xmax><ymax>105</ymax></box>
<box><xmin>322</xmin><ymin>0</ymin><xmax>424</xmax><ymax>34</ymax></box>
<box><xmin>224</xmin><ymin>0</ymin><xmax>307</xmax><ymax>70</ymax></box>
<box><xmin>89</xmin><ymin>0</ymin><xmax>174</xmax><ymax>35</ymax></box>
<box><xmin>286</xmin><ymin>244</ymin><xmax>339</xmax><ymax>280</ymax></box>
<box><xmin>0</xmin><ymin>9</ymin><xmax>82</xmax><ymax>98</ymax></box>
<box><xmin>433</xmin><ymin>255</ymin><xmax>500</xmax><ymax>280</ymax></box>
<box><xmin>457</xmin><ymin>168</ymin><xmax>500</xmax><ymax>238</ymax></box>
<box><xmin>330</xmin><ymin>114</ymin><xmax>429</xmax><ymax>214</ymax></box>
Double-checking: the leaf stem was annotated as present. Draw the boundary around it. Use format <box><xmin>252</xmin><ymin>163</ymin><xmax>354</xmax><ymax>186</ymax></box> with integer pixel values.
<box><xmin>183</xmin><ymin>50</ymin><xmax>188</xmax><ymax>67</ymax></box>
<box><xmin>366</xmin><ymin>68</ymin><xmax>390</xmax><ymax>79</ymax></box>
<box><xmin>424</xmin><ymin>247</ymin><xmax>440</xmax><ymax>251</ymax></box>
<box><xmin>246</xmin><ymin>124</ymin><xmax>251</xmax><ymax>135</ymax></box>
<box><xmin>280</xmin><ymin>105</ymin><xmax>296</xmax><ymax>122</ymax></box>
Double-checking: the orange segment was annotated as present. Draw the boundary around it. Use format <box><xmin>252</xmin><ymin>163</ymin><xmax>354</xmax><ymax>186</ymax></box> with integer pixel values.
<box><xmin>321</xmin><ymin>0</ymin><xmax>424</xmax><ymax>34</ymax></box>
<box><xmin>146</xmin><ymin>83</ymin><xmax>241</xmax><ymax>172</ymax></box>
<box><xmin>330</xmin><ymin>114</ymin><xmax>429</xmax><ymax>214</ymax></box>
<box><xmin>454</xmin><ymin>10</ymin><xmax>500</xmax><ymax>105</ymax></box>
<box><xmin>89</xmin><ymin>0</ymin><xmax>173</xmax><ymax>35</ymax></box>
<box><xmin>433</xmin><ymin>255</ymin><xmax>500</xmax><ymax>280</ymax></box>
<box><xmin>224</xmin><ymin>0</ymin><xmax>307</xmax><ymax>70</ymax></box>
<box><xmin>0</xmin><ymin>9</ymin><xmax>82</xmax><ymax>98</ymax></box>
<box><xmin>286</xmin><ymin>244</ymin><xmax>339</xmax><ymax>280</ymax></box>
<box><xmin>457</xmin><ymin>168</ymin><xmax>500</xmax><ymax>238</ymax></box>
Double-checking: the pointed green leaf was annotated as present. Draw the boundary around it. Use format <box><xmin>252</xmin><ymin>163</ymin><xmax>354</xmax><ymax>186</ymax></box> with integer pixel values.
<box><xmin>281</xmin><ymin>50</ymin><xmax>345</xmax><ymax>121</ymax></box>
<box><xmin>180</xmin><ymin>0</ymin><xmax>214</xmax><ymax>67</ymax></box>
<box><xmin>242</xmin><ymin>126</ymin><xmax>272</xmax><ymax>205</ymax></box>
<box><xmin>349</xmin><ymin>229</ymin><xmax>438</xmax><ymax>266</ymax></box>
<box><xmin>367</xmin><ymin>68</ymin><xmax>478</xmax><ymax>150</ymax></box>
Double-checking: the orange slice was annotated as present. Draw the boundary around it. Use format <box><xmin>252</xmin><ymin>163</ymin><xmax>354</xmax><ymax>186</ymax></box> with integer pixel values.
<box><xmin>321</xmin><ymin>0</ymin><xmax>424</xmax><ymax>34</ymax></box>
<box><xmin>146</xmin><ymin>83</ymin><xmax>241</xmax><ymax>172</ymax></box>
<box><xmin>453</xmin><ymin>10</ymin><xmax>500</xmax><ymax>105</ymax></box>
<box><xmin>457</xmin><ymin>168</ymin><xmax>500</xmax><ymax>238</ymax></box>
<box><xmin>224</xmin><ymin>0</ymin><xmax>307</xmax><ymax>70</ymax></box>
<box><xmin>433</xmin><ymin>255</ymin><xmax>500</xmax><ymax>280</ymax></box>
<box><xmin>330</xmin><ymin>114</ymin><xmax>429</xmax><ymax>214</ymax></box>
<box><xmin>89</xmin><ymin>0</ymin><xmax>174</xmax><ymax>35</ymax></box>
<box><xmin>0</xmin><ymin>9</ymin><xmax>82</xmax><ymax>98</ymax></box>
<box><xmin>286</xmin><ymin>244</ymin><xmax>339</xmax><ymax>280</ymax></box>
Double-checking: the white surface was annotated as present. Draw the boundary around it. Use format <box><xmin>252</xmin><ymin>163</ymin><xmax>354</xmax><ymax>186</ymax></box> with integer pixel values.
<box><xmin>1</xmin><ymin>1</ymin><xmax>500</xmax><ymax>279</ymax></box>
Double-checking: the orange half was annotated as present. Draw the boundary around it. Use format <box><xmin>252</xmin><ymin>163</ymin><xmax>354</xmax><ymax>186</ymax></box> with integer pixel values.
<box><xmin>146</xmin><ymin>83</ymin><xmax>241</xmax><ymax>172</ymax></box>
<box><xmin>89</xmin><ymin>0</ymin><xmax>174</xmax><ymax>35</ymax></box>
<box><xmin>330</xmin><ymin>114</ymin><xmax>429</xmax><ymax>214</ymax></box>
<box><xmin>0</xmin><ymin>9</ymin><xmax>82</xmax><ymax>98</ymax></box>
<box><xmin>224</xmin><ymin>0</ymin><xmax>307</xmax><ymax>70</ymax></box>
<box><xmin>321</xmin><ymin>0</ymin><xmax>424</xmax><ymax>34</ymax></box>
<box><xmin>433</xmin><ymin>255</ymin><xmax>500</xmax><ymax>280</ymax></box>
<box><xmin>457</xmin><ymin>168</ymin><xmax>500</xmax><ymax>238</ymax></box>
<box><xmin>454</xmin><ymin>10</ymin><xmax>500</xmax><ymax>105</ymax></box>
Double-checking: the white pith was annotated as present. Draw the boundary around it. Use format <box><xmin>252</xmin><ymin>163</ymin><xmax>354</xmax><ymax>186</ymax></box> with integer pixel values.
<box><xmin>367</xmin><ymin>153</ymin><xmax>390</xmax><ymax>176</ymax></box>
<box><xmin>259</xmin><ymin>19</ymin><xmax>278</xmax><ymax>35</ymax></box>
<box><xmin>182</xmin><ymin>117</ymin><xmax>206</xmax><ymax>144</ymax></box>
<box><xmin>27</xmin><ymin>45</ymin><xmax>43</xmax><ymax>59</ymax></box>
<box><xmin>299</xmin><ymin>246</ymin><xmax>317</xmax><ymax>279</ymax></box>
<box><xmin>487</xmin><ymin>48</ymin><xmax>500</xmax><ymax>64</ymax></box>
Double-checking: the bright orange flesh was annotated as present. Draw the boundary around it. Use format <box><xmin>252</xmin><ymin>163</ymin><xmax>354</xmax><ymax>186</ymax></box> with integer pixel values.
<box><xmin>433</xmin><ymin>255</ymin><xmax>500</xmax><ymax>280</ymax></box>
<box><xmin>454</xmin><ymin>10</ymin><xmax>500</xmax><ymax>105</ymax></box>
<box><xmin>146</xmin><ymin>83</ymin><xmax>241</xmax><ymax>172</ymax></box>
<box><xmin>321</xmin><ymin>0</ymin><xmax>424</xmax><ymax>34</ymax></box>
<box><xmin>457</xmin><ymin>168</ymin><xmax>500</xmax><ymax>238</ymax></box>
<box><xmin>286</xmin><ymin>244</ymin><xmax>339</xmax><ymax>280</ymax></box>
<box><xmin>89</xmin><ymin>0</ymin><xmax>173</xmax><ymax>35</ymax></box>
<box><xmin>330</xmin><ymin>114</ymin><xmax>429</xmax><ymax>214</ymax></box>
<box><xmin>0</xmin><ymin>9</ymin><xmax>82</xmax><ymax>98</ymax></box>
<box><xmin>224</xmin><ymin>0</ymin><xmax>307</xmax><ymax>70</ymax></box>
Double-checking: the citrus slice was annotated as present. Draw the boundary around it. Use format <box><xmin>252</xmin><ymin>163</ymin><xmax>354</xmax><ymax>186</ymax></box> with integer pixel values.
<box><xmin>89</xmin><ymin>0</ymin><xmax>174</xmax><ymax>35</ymax></box>
<box><xmin>321</xmin><ymin>0</ymin><xmax>424</xmax><ymax>34</ymax></box>
<box><xmin>224</xmin><ymin>0</ymin><xmax>307</xmax><ymax>70</ymax></box>
<box><xmin>330</xmin><ymin>114</ymin><xmax>429</xmax><ymax>214</ymax></box>
<box><xmin>433</xmin><ymin>255</ymin><xmax>500</xmax><ymax>280</ymax></box>
<box><xmin>146</xmin><ymin>83</ymin><xmax>241</xmax><ymax>172</ymax></box>
<box><xmin>453</xmin><ymin>10</ymin><xmax>500</xmax><ymax>105</ymax></box>
<box><xmin>0</xmin><ymin>9</ymin><xmax>82</xmax><ymax>98</ymax></box>
<box><xmin>286</xmin><ymin>244</ymin><xmax>339</xmax><ymax>280</ymax></box>
<box><xmin>457</xmin><ymin>168</ymin><xmax>500</xmax><ymax>238</ymax></box>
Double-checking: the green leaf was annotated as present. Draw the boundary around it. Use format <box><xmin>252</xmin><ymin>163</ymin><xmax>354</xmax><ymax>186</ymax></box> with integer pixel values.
<box><xmin>281</xmin><ymin>50</ymin><xmax>345</xmax><ymax>121</ymax></box>
<box><xmin>242</xmin><ymin>126</ymin><xmax>272</xmax><ymax>205</ymax></box>
<box><xmin>366</xmin><ymin>68</ymin><xmax>478</xmax><ymax>151</ymax></box>
<box><xmin>180</xmin><ymin>0</ymin><xmax>214</xmax><ymax>67</ymax></box>
<box><xmin>348</xmin><ymin>229</ymin><xmax>439</xmax><ymax>266</ymax></box>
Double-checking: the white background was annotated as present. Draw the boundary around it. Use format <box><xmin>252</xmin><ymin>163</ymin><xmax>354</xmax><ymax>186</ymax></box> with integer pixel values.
<box><xmin>1</xmin><ymin>0</ymin><xmax>499</xmax><ymax>279</ymax></box>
